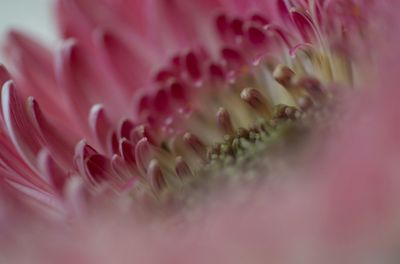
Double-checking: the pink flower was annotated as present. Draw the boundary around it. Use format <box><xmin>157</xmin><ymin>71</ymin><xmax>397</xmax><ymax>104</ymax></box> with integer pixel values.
<box><xmin>1</xmin><ymin>0</ymin><xmax>400</xmax><ymax>263</ymax></box>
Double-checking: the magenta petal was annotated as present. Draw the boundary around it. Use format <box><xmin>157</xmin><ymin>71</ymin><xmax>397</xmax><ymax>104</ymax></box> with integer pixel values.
<box><xmin>56</xmin><ymin>40</ymin><xmax>94</xmax><ymax>131</ymax></box>
<box><xmin>74</xmin><ymin>140</ymin><xmax>97</xmax><ymax>178</ymax></box>
<box><xmin>152</xmin><ymin>88</ymin><xmax>171</xmax><ymax>113</ymax></box>
<box><xmin>0</xmin><ymin>65</ymin><xmax>11</xmax><ymax>92</ymax></box>
<box><xmin>290</xmin><ymin>8</ymin><xmax>315</xmax><ymax>42</ymax></box>
<box><xmin>4</xmin><ymin>31</ymin><xmax>76</xmax><ymax>132</ymax></box>
<box><xmin>89</xmin><ymin>104</ymin><xmax>112</xmax><ymax>152</ymax></box>
<box><xmin>56</xmin><ymin>40</ymin><xmax>130</xmax><ymax>122</ymax></box>
<box><xmin>56</xmin><ymin>40</ymin><xmax>126</xmax><ymax>127</ymax></box>
<box><xmin>56</xmin><ymin>0</ymin><xmax>95</xmax><ymax>46</ymax></box>
<box><xmin>185</xmin><ymin>52</ymin><xmax>203</xmax><ymax>82</ymax></box>
<box><xmin>95</xmin><ymin>30</ymin><xmax>152</xmax><ymax>95</ymax></box>
<box><xmin>118</xmin><ymin>119</ymin><xmax>135</xmax><ymax>140</ymax></box>
<box><xmin>4</xmin><ymin>31</ymin><xmax>55</xmax><ymax>89</ymax></box>
<box><xmin>28</xmin><ymin>97</ymin><xmax>75</xmax><ymax>169</ymax></box>
<box><xmin>215</xmin><ymin>14</ymin><xmax>230</xmax><ymax>39</ymax></box>
<box><xmin>111</xmin><ymin>156</ymin><xmax>138</xmax><ymax>191</ymax></box>
<box><xmin>108</xmin><ymin>131</ymin><xmax>120</xmax><ymax>155</ymax></box>
<box><xmin>277</xmin><ymin>0</ymin><xmax>292</xmax><ymax>22</ymax></box>
<box><xmin>0</xmin><ymin>132</ymin><xmax>51</xmax><ymax>193</ymax></box>
<box><xmin>1</xmin><ymin>81</ymin><xmax>44</xmax><ymax>168</ymax></box>
<box><xmin>119</xmin><ymin>138</ymin><xmax>136</xmax><ymax>165</ymax></box>
<box><xmin>134</xmin><ymin>137</ymin><xmax>152</xmax><ymax>176</ymax></box>
<box><xmin>169</xmin><ymin>80</ymin><xmax>188</xmax><ymax>102</ymax></box>
<box><xmin>0</xmin><ymin>65</ymin><xmax>11</xmax><ymax>127</ymax></box>
<box><xmin>247</xmin><ymin>26</ymin><xmax>268</xmax><ymax>46</ymax></box>
<box><xmin>84</xmin><ymin>154</ymin><xmax>112</xmax><ymax>184</ymax></box>
<box><xmin>37</xmin><ymin>149</ymin><xmax>69</xmax><ymax>195</ymax></box>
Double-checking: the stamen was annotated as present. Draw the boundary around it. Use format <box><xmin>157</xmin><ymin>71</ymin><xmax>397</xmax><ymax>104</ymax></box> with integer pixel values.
<box><xmin>296</xmin><ymin>77</ymin><xmax>324</xmax><ymax>102</ymax></box>
<box><xmin>217</xmin><ymin>107</ymin><xmax>235</xmax><ymax>136</ymax></box>
<box><xmin>273</xmin><ymin>64</ymin><xmax>295</xmax><ymax>87</ymax></box>
<box><xmin>240</xmin><ymin>87</ymin><xmax>272</xmax><ymax>118</ymax></box>
<box><xmin>273</xmin><ymin>104</ymin><xmax>301</xmax><ymax>120</ymax></box>
<box><xmin>79</xmin><ymin>1</ymin><xmax>359</xmax><ymax>200</ymax></box>
<box><xmin>297</xmin><ymin>96</ymin><xmax>314</xmax><ymax>111</ymax></box>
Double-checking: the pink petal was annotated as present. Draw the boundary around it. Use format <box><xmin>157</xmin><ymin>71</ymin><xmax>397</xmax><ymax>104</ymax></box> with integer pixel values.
<box><xmin>1</xmin><ymin>81</ymin><xmax>44</xmax><ymax>169</ymax></box>
<box><xmin>290</xmin><ymin>8</ymin><xmax>316</xmax><ymax>42</ymax></box>
<box><xmin>119</xmin><ymin>138</ymin><xmax>136</xmax><ymax>165</ymax></box>
<box><xmin>55</xmin><ymin>0</ymin><xmax>95</xmax><ymax>47</ymax></box>
<box><xmin>0</xmin><ymin>65</ymin><xmax>10</xmax><ymax>87</ymax></box>
<box><xmin>89</xmin><ymin>104</ymin><xmax>112</xmax><ymax>152</ymax></box>
<box><xmin>0</xmin><ymin>65</ymin><xmax>11</xmax><ymax>128</ymax></box>
<box><xmin>94</xmin><ymin>30</ymin><xmax>153</xmax><ymax>95</ymax></box>
<box><xmin>56</xmin><ymin>40</ymin><xmax>126</xmax><ymax>127</ymax></box>
<box><xmin>118</xmin><ymin>119</ymin><xmax>135</xmax><ymax>140</ymax></box>
<box><xmin>0</xmin><ymin>133</ymin><xmax>41</xmax><ymax>187</ymax></box>
<box><xmin>84</xmin><ymin>154</ymin><xmax>112</xmax><ymax>184</ymax></box>
<box><xmin>28</xmin><ymin>97</ymin><xmax>75</xmax><ymax>169</ymax></box>
<box><xmin>37</xmin><ymin>149</ymin><xmax>69</xmax><ymax>195</ymax></box>
<box><xmin>3</xmin><ymin>31</ymin><xmax>76</xmax><ymax>132</ymax></box>
<box><xmin>73</xmin><ymin>140</ymin><xmax>97</xmax><ymax>178</ymax></box>
<box><xmin>134</xmin><ymin>137</ymin><xmax>152</xmax><ymax>176</ymax></box>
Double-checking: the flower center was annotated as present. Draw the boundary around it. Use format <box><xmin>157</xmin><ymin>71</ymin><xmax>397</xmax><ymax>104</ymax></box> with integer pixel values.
<box><xmin>126</xmin><ymin>14</ymin><xmax>355</xmax><ymax>203</ymax></box>
<box><xmin>83</xmin><ymin>3</ymin><xmax>364</xmax><ymax>208</ymax></box>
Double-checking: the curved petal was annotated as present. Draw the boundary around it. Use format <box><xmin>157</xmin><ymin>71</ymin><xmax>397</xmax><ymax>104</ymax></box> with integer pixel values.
<box><xmin>55</xmin><ymin>0</ymin><xmax>95</xmax><ymax>46</ymax></box>
<box><xmin>28</xmin><ymin>98</ymin><xmax>76</xmax><ymax>169</ymax></box>
<box><xmin>73</xmin><ymin>140</ymin><xmax>97</xmax><ymax>178</ymax></box>
<box><xmin>37</xmin><ymin>149</ymin><xmax>70</xmax><ymax>196</ymax></box>
<box><xmin>56</xmin><ymin>0</ymin><xmax>223</xmax><ymax>54</ymax></box>
<box><xmin>94</xmin><ymin>30</ymin><xmax>153</xmax><ymax>96</ymax></box>
<box><xmin>3</xmin><ymin>31</ymin><xmax>75</xmax><ymax>130</ymax></box>
<box><xmin>55</xmin><ymin>40</ymin><xmax>127</xmax><ymax>127</ymax></box>
<box><xmin>0</xmin><ymin>131</ymin><xmax>51</xmax><ymax>193</ymax></box>
<box><xmin>1</xmin><ymin>81</ymin><xmax>44</xmax><ymax>169</ymax></box>
<box><xmin>89</xmin><ymin>104</ymin><xmax>112</xmax><ymax>152</ymax></box>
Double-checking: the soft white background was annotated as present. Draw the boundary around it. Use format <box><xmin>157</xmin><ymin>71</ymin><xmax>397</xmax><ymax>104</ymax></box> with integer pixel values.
<box><xmin>0</xmin><ymin>0</ymin><xmax>56</xmax><ymax>44</ymax></box>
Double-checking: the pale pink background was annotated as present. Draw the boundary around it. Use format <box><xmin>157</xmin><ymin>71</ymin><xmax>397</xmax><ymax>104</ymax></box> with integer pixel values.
<box><xmin>0</xmin><ymin>0</ymin><xmax>56</xmax><ymax>44</ymax></box>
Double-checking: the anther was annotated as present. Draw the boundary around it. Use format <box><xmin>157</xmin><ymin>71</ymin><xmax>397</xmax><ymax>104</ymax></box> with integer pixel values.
<box><xmin>296</xmin><ymin>77</ymin><xmax>324</xmax><ymax>101</ymax></box>
<box><xmin>240</xmin><ymin>87</ymin><xmax>272</xmax><ymax>118</ymax></box>
<box><xmin>217</xmin><ymin>107</ymin><xmax>235</xmax><ymax>135</ymax></box>
<box><xmin>273</xmin><ymin>64</ymin><xmax>295</xmax><ymax>87</ymax></box>
<box><xmin>297</xmin><ymin>96</ymin><xmax>313</xmax><ymax>110</ymax></box>
<box><xmin>273</xmin><ymin>104</ymin><xmax>299</xmax><ymax>120</ymax></box>
<box><xmin>175</xmin><ymin>156</ymin><xmax>193</xmax><ymax>178</ymax></box>
<box><xmin>183</xmin><ymin>133</ymin><xmax>207</xmax><ymax>162</ymax></box>
<box><xmin>236</xmin><ymin>127</ymin><xmax>249</xmax><ymax>139</ymax></box>
<box><xmin>148</xmin><ymin>159</ymin><xmax>166</xmax><ymax>191</ymax></box>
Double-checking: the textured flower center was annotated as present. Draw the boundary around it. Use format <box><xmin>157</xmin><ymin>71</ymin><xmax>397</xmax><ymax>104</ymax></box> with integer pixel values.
<box><xmin>79</xmin><ymin>3</ymin><xmax>363</xmax><ymax>208</ymax></box>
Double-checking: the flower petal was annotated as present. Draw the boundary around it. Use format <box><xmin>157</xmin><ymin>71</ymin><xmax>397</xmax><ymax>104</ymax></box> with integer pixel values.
<box><xmin>1</xmin><ymin>81</ymin><xmax>44</xmax><ymax>169</ymax></box>
<box><xmin>56</xmin><ymin>40</ymin><xmax>126</xmax><ymax>126</ymax></box>
<box><xmin>94</xmin><ymin>30</ymin><xmax>153</xmax><ymax>95</ymax></box>
<box><xmin>89</xmin><ymin>104</ymin><xmax>112</xmax><ymax>152</ymax></box>
<box><xmin>37</xmin><ymin>149</ymin><xmax>69</xmax><ymax>196</ymax></box>
<box><xmin>4</xmin><ymin>31</ymin><xmax>76</xmax><ymax>131</ymax></box>
<box><xmin>28</xmin><ymin>97</ymin><xmax>76</xmax><ymax>169</ymax></box>
<box><xmin>73</xmin><ymin>140</ymin><xmax>97</xmax><ymax>178</ymax></box>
